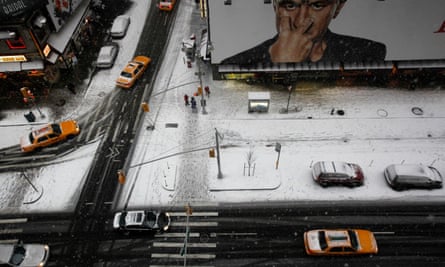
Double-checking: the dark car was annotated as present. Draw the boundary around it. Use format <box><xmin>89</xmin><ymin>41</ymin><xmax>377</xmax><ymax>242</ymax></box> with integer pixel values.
<box><xmin>384</xmin><ymin>164</ymin><xmax>443</xmax><ymax>191</ymax></box>
<box><xmin>312</xmin><ymin>161</ymin><xmax>364</xmax><ymax>187</ymax></box>
<box><xmin>113</xmin><ymin>210</ymin><xmax>171</xmax><ymax>232</ymax></box>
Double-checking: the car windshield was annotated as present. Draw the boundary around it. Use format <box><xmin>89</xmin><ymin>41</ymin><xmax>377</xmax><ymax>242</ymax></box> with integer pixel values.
<box><xmin>348</xmin><ymin>230</ymin><xmax>359</xmax><ymax>250</ymax></box>
<box><xmin>9</xmin><ymin>245</ymin><xmax>25</xmax><ymax>265</ymax></box>
<box><xmin>120</xmin><ymin>71</ymin><xmax>132</xmax><ymax>78</ymax></box>
<box><xmin>51</xmin><ymin>123</ymin><xmax>62</xmax><ymax>135</ymax></box>
<box><xmin>318</xmin><ymin>231</ymin><xmax>328</xmax><ymax>250</ymax></box>
<box><xmin>145</xmin><ymin>212</ymin><xmax>157</xmax><ymax>228</ymax></box>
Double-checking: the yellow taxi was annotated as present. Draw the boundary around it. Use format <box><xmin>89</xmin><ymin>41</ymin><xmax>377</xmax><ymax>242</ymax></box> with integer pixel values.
<box><xmin>158</xmin><ymin>0</ymin><xmax>176</xmax><ymax>11</ymax></box>
<box><xmin>116</xmin><ymin>56</ymin><xmax>151</xmax><ymax>89</ymax></box>
<box><xmin>20</xmin><ymin>120</ymin><xmax>81</xmax><ymax>153</ymax></box>
<box><xmin>304</xmin><ymin>229</ymin><xmax>378</xmax><ymax>256</ymax></box>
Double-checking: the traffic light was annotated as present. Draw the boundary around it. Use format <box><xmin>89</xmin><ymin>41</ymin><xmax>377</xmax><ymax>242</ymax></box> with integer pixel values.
<box><xmin>117</xmin><ymin>170</ymin><xmax>126</xmax><ymax>184</ymax></box>
<box><xmin>209</xmin><ymin>148</ymin><xmax>215</xmax><ymax>158</ymax></box>
<box><xmin>141</xmin><ymin>102</ymin><xmax>150</xmax><ymax>112</ymax></box>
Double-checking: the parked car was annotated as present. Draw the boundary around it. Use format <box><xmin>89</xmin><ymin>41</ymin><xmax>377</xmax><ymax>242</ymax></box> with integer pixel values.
<box><xmin>158</xmin><ymin>0</ymin><xmax>176</xmax><ymax>11</ymax></box>
<box><xmin>96</xmin><ymin>42</ymin><xmax>119</xmax><ymax>68</ymax></box>
<box><xmin>384</xmin><ymin>164</ymin><xmax>443</xmax><ymax>191</ymax></box>
<box><xmin>110</xmin><ymin>15</ymin><xmax>130</xmax><ymax>38</ymax></box>
<box><xmin>20</xmin><ymin>120</ymin><xmax>80</xmax><ymax>153</ymax></box>
<box><xmin>116</xmin><ymin>55</ymin><xmax>151</xmax><ymax>89</ymax></box>
<box><xmin>304</xmin><ymin>229</ymin><xmax>378</xmax><ymax>256</ymax></box>
<box><xmin>113</xmin><ymin>210</ymin><xmax>171</xmax><ymax>232</ymax></box>
<box><xmin>0</xmin><ymin>242</ymin><xmax>50</xmax><ymax>267</ymax></box>
<box><xmin>312</xmin><ymin>161</ymin><xmax>364</xmax><ymax>187</ymax></box>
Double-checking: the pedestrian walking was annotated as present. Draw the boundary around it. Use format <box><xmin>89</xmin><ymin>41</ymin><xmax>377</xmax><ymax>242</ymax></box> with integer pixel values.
<box><xmin>204</xmin><ymin>86</ymin><xmax>210</xmax><ymax>97</ymax></box>
<box><xmin>184</xmin><ymin>94</ymin><xmax>189</xmax><ymax>105</ymax></box>
<box><xmin>191</xmin><ymin>97</ymin><xmax>197</xmax><ymax>112</ymax></box>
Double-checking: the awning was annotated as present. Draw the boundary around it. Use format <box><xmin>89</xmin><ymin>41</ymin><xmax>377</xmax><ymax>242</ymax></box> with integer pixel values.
<box><xmin>46</xmin><ymin>51</ymin><xmax>59</xmax><ymax>64</ymax></box>
<box><xmin>46</xmin><ymin>0</ymin><xmax>89</xmax><ymax>54</ymax></box>
<box><xmin>21</xmin><ymin>60</ymin><xmax>44</xmax><ymax>70</ymax></box>
<box><xmin>0</xmin><ymin>62</ymin><xmax>21</xmax><ymax>72</ymax></box>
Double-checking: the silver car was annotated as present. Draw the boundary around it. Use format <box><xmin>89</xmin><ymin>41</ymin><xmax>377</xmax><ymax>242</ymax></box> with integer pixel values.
<box><xmin>110</xmin><ymin>15</ymin><xmax>130</xmax><ymax>38</ymax></box>
<box><xmin>0</xmin><ymin>243</ymin><xmax>49</xmax><ymax>267</ymax></box>
<box><xmin>96</xmin><ymin>42</ymin><xmax>119</xmax><ymax>68</ymax></box>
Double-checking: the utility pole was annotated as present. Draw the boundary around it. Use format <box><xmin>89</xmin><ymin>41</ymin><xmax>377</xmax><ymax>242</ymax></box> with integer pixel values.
<box><xmin>196</xmin><ymin>48</ymin><xmax>207</xmax><ymax>115</ymax></box>
<box><xmin>215</xmin><ymin>128</ymin><xmax>223</xmax><ymax>178</ymax></box>
<box><xmin>181</xmin><ymin>203</ymin><xmax>192</xmax><ymax>266</ymax></box>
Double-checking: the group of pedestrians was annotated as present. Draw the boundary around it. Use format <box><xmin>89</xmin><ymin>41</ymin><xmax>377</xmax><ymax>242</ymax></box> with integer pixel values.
<box><xmin>183</xmin><ymin>86</ymin><xmax>210</xmax><ymax>112</ymax></box>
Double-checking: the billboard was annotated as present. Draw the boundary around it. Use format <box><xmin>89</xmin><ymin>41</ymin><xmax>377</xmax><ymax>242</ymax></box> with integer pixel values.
<box><xmin>209</xmin><ymin>0</ymin><xmax>445</xmax><ymax>65</ymax></box>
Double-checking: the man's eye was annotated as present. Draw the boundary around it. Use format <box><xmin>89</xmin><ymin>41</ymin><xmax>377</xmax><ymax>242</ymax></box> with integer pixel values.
<box><xmin>279</xmin><ymin>2</ymin><xmax>301</xmax><ymax>10</ymax></box>
<box><xmin>310</xmin><ymin>2</ymin><xmax>328</xmax><ymax>10</ymax></box>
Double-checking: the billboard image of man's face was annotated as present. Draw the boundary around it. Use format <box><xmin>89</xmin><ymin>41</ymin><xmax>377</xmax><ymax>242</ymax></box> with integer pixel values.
<box><xmin>209</xmin><ymin>0</ymin><xmax>444</xmax><ymax>66</ymax></box>
<box><xmin>270</xmin><ymin>0</ymin><xmax>347</xmax><ymax>62</ymax></box>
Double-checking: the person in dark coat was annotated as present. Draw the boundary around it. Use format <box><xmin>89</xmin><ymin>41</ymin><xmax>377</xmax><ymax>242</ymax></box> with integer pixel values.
<box><xmin>184</xmin><ymin>94</ymin><xmax>189</xmax><ymax>105</ymax></box>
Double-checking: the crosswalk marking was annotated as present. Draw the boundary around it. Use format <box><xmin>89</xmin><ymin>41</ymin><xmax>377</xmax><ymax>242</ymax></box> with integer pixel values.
<box><xmin>150</xmin><ymin>209</ymin><xmax>218</xmax><ymax>266</ymax></box>
<box><xmin>151</xmin><ymin>253</ymin><xmax>215</xmax><ymax>259</ymax></box>
<box><xmin>156</xmin><ymin>232</ymin><xmax>200</xmax><ymax>238</ymax></box>
<box><xmin>153</xmin><ymin>242</ymin><xmax>216</xmax><ymax>248</ymax></box>
<box><xmin>0</xmin><ymin>218</ymin><xmax>27</xmax><ymax>224</ymax></box>
<box><xmin>168</xmin><ymin>211</ymin><xmax>219</xmax><ymax>217</ymax></box>
<box><xmin>172</xmin><ymin>221</ymin><xmax>218</xmax><ymax>227</ymax></box>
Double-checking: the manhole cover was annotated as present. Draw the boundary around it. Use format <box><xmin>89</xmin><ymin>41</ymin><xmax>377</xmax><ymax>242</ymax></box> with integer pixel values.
<box><xmin>165</xmin><ymin>123</ymin><xmax>178</xmax><ymax>128</ymax></box>
<box><xmin>336</xmin><ymin>109</ymin><xmax>345</xmax><ymax>116</ymax></box>
<box><xmin>377</xmin><ymin>109</ymin><xmax>388</xmax><ymax>117</ymax></box>
<box><xmin>411</xmin><ymin>107</ymin><xmax>424</xmax><ymax>116</ymax></box>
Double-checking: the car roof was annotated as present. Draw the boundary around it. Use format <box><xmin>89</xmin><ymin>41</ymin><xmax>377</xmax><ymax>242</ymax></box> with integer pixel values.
<box><xmin>317</xmin><ymin>161</ymin><xmax>353</xmax><ymax>175</ymax></box>
<box><xmin>324</xmin><ymin>230</ymin><xmax>351</xmax><ymax>247</ymax></box>
<box><xmin>389</xmin><ymin>164</ymin><xmax>436</xmax><ymax>177</ymax></box>
<box><xmin>32</xmin><ymin>124</ymin><xmax>53</xmax><ymax>138</ymax></box>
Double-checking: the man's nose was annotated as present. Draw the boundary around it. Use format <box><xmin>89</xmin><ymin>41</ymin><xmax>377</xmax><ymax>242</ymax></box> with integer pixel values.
<box><xmin>294</xmin><ymin>5</ymin><xmax>311</xmax><ymax>26</ymax></box>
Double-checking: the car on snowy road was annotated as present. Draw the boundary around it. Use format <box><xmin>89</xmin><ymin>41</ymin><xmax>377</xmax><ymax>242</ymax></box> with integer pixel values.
<box><xmin>157</xmin><ymin>0</ymin><xmax>176</xmax><ymax>11</ymax></box>
<box><xmin>113</xmin><ymin>210</ymin><xmax>171</xmax><ymax>232</ymax></box>
<box><xmin>20</xmin><ymin>120</ymin><xmax>80</xmax><ymax>153</ymax></box>
<box><xmin>96</xmin><ymin>42</ymin><xmax>119</xmax><ymax>68</ymax></box>
<box><xmin>116</xmin><ymin>55</ymin><xmax>151</xmax><ymax>89</ymax></box>
<box><xmin>312</xmin><ymin>161</ymin><xmax>364</xmax><ymax>187</ymax></box>
<box><xmin>0</xmin><ymin>242</ymin><xmax>50</xmax><ymax>267</ymax></box>
<box><xmin>110</xmin><ymin>15</ymin><xmax>130</xmax><ymax>38</ymax></box>
<box><xmin>304</xmin><ymin>229</ymin><xmax>378</xmax><ymax>256</ymax></box>
<box><xmin>384</xmin><ymin>164</ymin><xmax>443</xmax><ymax>191</ymax></box>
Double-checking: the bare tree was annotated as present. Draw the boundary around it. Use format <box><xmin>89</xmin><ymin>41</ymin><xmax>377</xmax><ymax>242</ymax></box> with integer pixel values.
<box><xmin>244</xmin><ymin>145</ymin><xmax>256</xmax><ymax>176</ymax></box>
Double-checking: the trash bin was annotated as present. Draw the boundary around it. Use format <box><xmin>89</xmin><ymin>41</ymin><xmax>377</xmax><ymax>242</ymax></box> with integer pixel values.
<box><xmin>24</xmin><ymin>111</ymin><xmax>36</xmax><ymax>122</ymax></box>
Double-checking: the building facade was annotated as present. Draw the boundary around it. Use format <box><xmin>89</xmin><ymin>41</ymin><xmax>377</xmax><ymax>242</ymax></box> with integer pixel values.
<box><xmin>0</xmin><ymin>0</ymin><xmax>94</xmax><ymax>92</ymax></box>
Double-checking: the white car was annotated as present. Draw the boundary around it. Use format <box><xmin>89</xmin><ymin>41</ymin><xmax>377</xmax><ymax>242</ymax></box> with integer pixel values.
<box><xmin>113</xmin><ymin>210</ymin><xmax>171</xmax><ymax>232</ymax></box>
<box><xmin>110</xmin><ymin>15</ymin><xmax>130</xmax><ymax>38</ymax></box>
<box><xmin>0</xmin><ymin>243</ymin><xmax>50</xmax><ymax>267</ymax></box>
<box><xmin>96</xmin><ymin>42</ymin><xmax>119</xmax><ymax>68</ymax></box>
